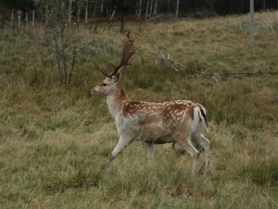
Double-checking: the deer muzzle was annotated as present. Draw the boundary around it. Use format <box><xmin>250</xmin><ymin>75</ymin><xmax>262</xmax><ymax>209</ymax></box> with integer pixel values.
<box><xmin>90</xmin><ymin>89</ymin><xmax>96</xmax><ymax>95</ymax></box>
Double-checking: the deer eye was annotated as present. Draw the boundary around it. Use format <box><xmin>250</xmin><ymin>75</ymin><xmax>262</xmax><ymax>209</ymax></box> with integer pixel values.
<box><xmin>102</xmin><ymin>83</ymin><xmax>107</xmax><ymax>86</ymax></box>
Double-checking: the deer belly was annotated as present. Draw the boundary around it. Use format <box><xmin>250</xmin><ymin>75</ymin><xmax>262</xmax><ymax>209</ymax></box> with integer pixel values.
<box><xmin>139</xmin><ymin>126</ymin><xmax>174</xmax><ymax>144</ymax></box>
<box><xmin>143</xmin><ymin>135</ymin><xmax>174</xmax><ymax>144</ymax></box>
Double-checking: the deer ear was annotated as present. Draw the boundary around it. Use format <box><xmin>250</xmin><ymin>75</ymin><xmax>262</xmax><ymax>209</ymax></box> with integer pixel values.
<box><xmin>112</xmin><ymin>73</ymin><xmax>121</xmax><ymax>82</ymax></box>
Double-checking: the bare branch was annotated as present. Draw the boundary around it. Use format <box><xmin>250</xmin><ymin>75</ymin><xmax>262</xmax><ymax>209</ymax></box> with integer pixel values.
<box><xmin>154</xmin><ymin>45</ymin><xmax>186</xmax><ymax>72</ymax></box>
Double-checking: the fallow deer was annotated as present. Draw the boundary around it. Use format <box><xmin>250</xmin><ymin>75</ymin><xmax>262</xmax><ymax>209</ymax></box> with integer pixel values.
<box><xmin>90</xmin><ymin>32</ymin><xmax>211</xmax><ymax>176</ymax></box>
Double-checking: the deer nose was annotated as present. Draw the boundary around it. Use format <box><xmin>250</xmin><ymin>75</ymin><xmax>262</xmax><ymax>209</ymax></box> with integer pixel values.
<box><xmin>90</xmin><ymin>89</ymin><xmax>95</xmax><ymax>94</ymax></box>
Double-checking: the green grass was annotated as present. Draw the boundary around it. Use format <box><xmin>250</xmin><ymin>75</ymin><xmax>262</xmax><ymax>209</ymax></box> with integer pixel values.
<box><xmin>0</xmin><ymin>12</ymin><xmax>278</xmax><ymax>208</ymax></box>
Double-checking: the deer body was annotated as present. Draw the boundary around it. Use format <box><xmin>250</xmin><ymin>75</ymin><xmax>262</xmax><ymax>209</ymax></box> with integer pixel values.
<box><xmin>91</xmin><ymin>32</ymin><xmax>211</xmax><ymax>176</ymax></box>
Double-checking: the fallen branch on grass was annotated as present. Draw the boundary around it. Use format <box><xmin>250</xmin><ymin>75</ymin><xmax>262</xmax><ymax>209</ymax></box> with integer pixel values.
<box><xmin>154</xmin><ymin>45</ymin><xmax>186</xmax><ymax>72</ymax></box>
<box><xmin>218</xmin><ymin>71</ymin><xmax>278</xmax><ymax>76</ymax></box>
<box><xmin>210</xmin><ymin>71</ymin><xmax>278</xmax><ymax>84</ymax></box>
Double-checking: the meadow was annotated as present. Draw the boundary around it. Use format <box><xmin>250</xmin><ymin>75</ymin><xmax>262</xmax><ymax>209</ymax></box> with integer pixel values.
<box><xmin>0</xmin><ymin>12</ymin><xmax>278</xmax><ymax>208</ymax></box>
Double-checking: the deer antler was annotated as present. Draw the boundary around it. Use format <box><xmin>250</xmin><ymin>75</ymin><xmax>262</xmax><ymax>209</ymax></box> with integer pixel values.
<box><xmin>101</xmin><ymin>31</ymin><xmax>136</xmax><ymax>78</ymax></box>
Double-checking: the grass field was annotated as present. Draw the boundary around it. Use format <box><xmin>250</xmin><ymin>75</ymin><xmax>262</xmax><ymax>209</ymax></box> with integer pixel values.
<box><xmin>0</xmin><ymin>12</ymin><xmax>278</xmax><ymax>208</ymax></box>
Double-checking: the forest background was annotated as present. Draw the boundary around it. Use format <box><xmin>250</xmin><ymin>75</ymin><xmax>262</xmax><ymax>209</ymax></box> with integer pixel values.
<box><xmin>1</xmin><ymin>0</ymin><xmax>278</xmax><ymax>24</ymax></box>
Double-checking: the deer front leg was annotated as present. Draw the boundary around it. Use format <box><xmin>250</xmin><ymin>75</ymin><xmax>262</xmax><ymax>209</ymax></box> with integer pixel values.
<box><xmin>98</xmin><ymin>137</ymin><xmax>132</xmax><ymax>174</ymax></box>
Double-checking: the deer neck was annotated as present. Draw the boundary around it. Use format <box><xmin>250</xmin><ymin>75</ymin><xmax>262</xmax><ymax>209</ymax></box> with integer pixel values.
<box><xmin>106</xmin><ymin>81</ymin><xmax>130</xmax><ymax>119</ymax></box>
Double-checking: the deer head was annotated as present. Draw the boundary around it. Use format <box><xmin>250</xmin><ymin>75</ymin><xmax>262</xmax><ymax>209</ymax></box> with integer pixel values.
<box><xmin>90</xmin><ymin>31</ymin><xmax>136</xmax><ymax>96</ymax></box>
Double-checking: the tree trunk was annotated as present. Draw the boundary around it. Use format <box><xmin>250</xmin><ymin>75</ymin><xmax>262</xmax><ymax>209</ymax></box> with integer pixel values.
<box><xmin>149</xmin><ymin>0</ymin><xmax>153</xmax><ymax>17</ymax></box>
<box><xmin>17</xmin><ymin>9</ymin><xmax>21</xmax><ymax>29</ymax></box>
<box><xmin>32</xmin><ymin>10</ymin><xmax>35</xmax><ymax>27</ymax></box>
<box><xmin>61</xmin><ymin>29</ymin><xmax>68</xmax><ymax>84</ymax></box>
<box><xmin>45</xmin><ymin>4</ymin><xmax>48</xmax><ymax>25</ymax></box>
<box><xmin>154</xmin><ymin>0</ymin><xmax>158</xmax><ymax>15</ymax></box>
<box><xmin>85</xmin><ymin>0</ymin><xmax>88</xmax><ymax>25</ymax></box>
<box><xmin>101</xmin><ymin>0</ymin><xmax>104</xmax><ymax>14</ymax></box>
<box><xmin>11</xmin><ymin>10</ymin><xmax>14</xmax><ymax>29</ymax></box>
<box><xmin>68</xmin><ymin>0</ymin><xmax>72</xmax><ymax>25</ymax></box>
<box><xmin>93</xmin><ymin>0</ymin><xmax>99</xmax><ymax>20</ymax></box>
<box><xmin>138</xmin><ymin>0</ymin><xmax>142</xmax><ymax>18</ymax></box>
<box><xmin>77</xmin><ymin>1</ymin><xmax>81</xmax><ymax>27</ymax></box>
<box><xmin>145</xmin><ymin>0</ymin><xmax>150</xmax><ymax>19</ymax></box>
<box><xmin>53</xmin><ymin>28</ymin><xmax>63</xmax><ymax>84</ymax></box>
<box><xmin>120</xmin><ymin>13</ymin><xmax>124</xmax><ymax>32</ymax></box>
<box><xmin>68</xmin><ymin>46</ymin><xmax>77</xmax><ymax>84</ymax></box>
<box><xmin>250</xmin><ymin>0</ymin><xmax>254</xmax><ymax>47</ymax></box>
<box><xmin>176</xmin><ymin>0</ymin><xmax>180</xmax><ymax>18</ymax></box>
<box><xmin>25</xmin><ymin>12</ymin><xmax>28</xmax><ymax>27</ymax></box>
<box><xmin>110</xmin><ymin>10</ymin><xmax>116</xmax><ymax>21</ymax></box>
<box><xmin>262</xmin><ymin>0</ymin><xmax>266</xmax><ymax>11</ymax></box>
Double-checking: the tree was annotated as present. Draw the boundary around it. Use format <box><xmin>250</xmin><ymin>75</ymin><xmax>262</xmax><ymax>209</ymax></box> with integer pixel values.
<box><xmin>0</xmin><ymin>0</ymin><xmax>36</xmax><ymax>29</ymax></box>
<box><xmin>110</xmin><ymin>0</ymin><xmax>137</xmax><ymax>32</ymax></box>
<box><xmin>0</xmin><ymin>0</ymin><xmax>35</xmax><ymax>12</ymax></box>
<box><xmin>250</xmin><ymin>0</ymin><xmax>255</xmax><ymax>47</ymax></box>
<box><xmin>33</xmin><ymin>0</ymin><xmax>77</xmax><ymax>84</ymax></box>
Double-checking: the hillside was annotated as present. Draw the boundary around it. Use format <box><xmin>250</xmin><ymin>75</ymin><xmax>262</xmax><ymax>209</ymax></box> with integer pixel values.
<box><xmin>0</xmin><ymin>12</ymin><xmax>277</xmax><ymax>208</ymax></box>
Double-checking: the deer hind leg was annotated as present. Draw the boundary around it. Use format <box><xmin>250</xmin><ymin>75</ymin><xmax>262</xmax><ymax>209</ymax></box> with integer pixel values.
<box><xmin>193</xmin><ymin>133</ymin><xmax>211</xmax><ymax>177</ymax></box>
<box><xmin>175</xmin><ymin>135</ymin><xmax>200</xmax><ymax>176</ymax></box>
<box><xmin>146</xmin><ymin>143</ymin><xmax>154</xmax><ymax>167</ymax></box>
